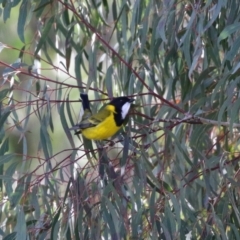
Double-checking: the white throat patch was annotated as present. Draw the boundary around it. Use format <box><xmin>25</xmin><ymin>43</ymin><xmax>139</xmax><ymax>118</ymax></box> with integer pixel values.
<box><xmin>121</xmin><ymin>102</ymin><xmax>131</xmax><ymax>119</ymax></box>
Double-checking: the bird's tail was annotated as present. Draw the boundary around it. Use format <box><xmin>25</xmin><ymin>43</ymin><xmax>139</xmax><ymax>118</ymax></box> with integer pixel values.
<box><xmin>69</xmin><ymin>93</ymin><xmax>91</xmax><ymax>135</ymax></box>
<box><xmin>80</xmin><ymin>93</ymin><xmax>91</xmax><ymax>111</ymax></box>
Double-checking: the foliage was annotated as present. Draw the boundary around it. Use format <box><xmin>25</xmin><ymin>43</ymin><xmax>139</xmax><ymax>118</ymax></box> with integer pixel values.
<box><xmin>0</xmin><ymin>0</ymin><xmax>240</xmax><ymax>239</ymax></box>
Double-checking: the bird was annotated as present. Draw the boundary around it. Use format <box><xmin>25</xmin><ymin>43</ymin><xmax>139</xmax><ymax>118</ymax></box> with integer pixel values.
<box><xmin>70</xmin><ymin>93</ymin><xmax>134</xmax><ymax>140</ymax></box>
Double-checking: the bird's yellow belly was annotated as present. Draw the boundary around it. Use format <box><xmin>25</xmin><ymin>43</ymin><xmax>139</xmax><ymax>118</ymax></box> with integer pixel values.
<box><xmin>81</xmin><ymin>116</ymin><xmax>121</xmax><ymax>140</ymax></box>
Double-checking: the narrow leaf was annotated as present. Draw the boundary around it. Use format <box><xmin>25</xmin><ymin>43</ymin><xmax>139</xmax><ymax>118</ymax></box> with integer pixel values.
<box><xmin>17</xmin><ymin>0</ymin><xmax>28</xmax><ymax>43</ymax></box>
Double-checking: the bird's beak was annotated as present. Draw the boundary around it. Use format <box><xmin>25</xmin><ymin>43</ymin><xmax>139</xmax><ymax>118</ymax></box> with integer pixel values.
<box><xmin>129</xmin><ymin>99</ymin><xmax>135</xmax><ymax>103</ymax></box>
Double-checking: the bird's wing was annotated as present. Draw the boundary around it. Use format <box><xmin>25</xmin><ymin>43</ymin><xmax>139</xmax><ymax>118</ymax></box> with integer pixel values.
<box><xmin>70</xmin><ymin>110</ymin><xmax>92</xmax><ymax>134</ymax></box>
<box><xmin>88</xmin><ymin>107</ymin><xmax>111</xmax><ymax>125</ymax></box>
<box><xmin>71</xmin><ymin>104</ymin><xmax>113</xmax><ymax>136</ymax></box>
<box><xmin>76</xmin><ymin>107</ymin><xmax>111</xmax><ymax>130</ymax></box>
<box><xmin>76</xmin><ymin>109</ymin><xmax>93</xmax><ymax>129</ymax></box>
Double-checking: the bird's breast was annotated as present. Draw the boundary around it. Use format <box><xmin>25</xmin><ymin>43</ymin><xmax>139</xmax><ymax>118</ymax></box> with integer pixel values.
<box><xmin>81</xmin><ymin>113</ymin><xmax>121</xmax><ymax>140</ymax></box>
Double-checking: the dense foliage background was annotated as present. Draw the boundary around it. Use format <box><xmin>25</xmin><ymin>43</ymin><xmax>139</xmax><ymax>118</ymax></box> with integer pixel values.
<box><xmin>1</xmin><ymin>0</ymin><xmax>240</xmax><ymax>239</ymax></box>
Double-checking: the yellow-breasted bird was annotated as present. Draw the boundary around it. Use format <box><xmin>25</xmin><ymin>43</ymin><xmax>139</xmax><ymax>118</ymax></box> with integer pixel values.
<box><xmin>70</xmin><ymin>93</ymin><xmax>134</xmax><ymax>140</ymax></box>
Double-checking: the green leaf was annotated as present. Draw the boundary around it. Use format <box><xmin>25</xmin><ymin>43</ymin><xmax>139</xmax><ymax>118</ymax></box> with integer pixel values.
<box><xmin>3</xmin><ymin>232</ymin><xmax>17</xmax><ymax>240</ymax></box>
<box><xmin>149</xmin><ymin>187</ymin><xmax>156</xmax><ymax>224</ymax></box>
<box><xmin>121</xmin><ymin>136</ymin><xmax>130</xmax><ymax>174</ymax></box>
<box><xmin>102</xmin><ymin>199</ymin><xmax>118</xmax><ymax>238</ymax></box>
<box><xmin>224</xmin><ymin>36</ymin><xmax>240</xmax><ymax>62</ymax></box>
<box><xmin>0</xmin><ymin>153</ymin><xmax>14</xmax><ymax>166</ymax></box>
<box><xmin>203</xmin><ymin>0</ymin><xmax>224</xmax><ymax>32</ymax></box>
<box><xmin>105</xmin><ymin>65</ymin><xmax>113</xmax><ymax>96</ymax></box>
<box><xmin>60</xmin><ymin>100</ymin><xmax>75</xmax><ymax>148</ymax></box>
<box><xmin>65</xmin><ymin>16</ymin><xmax>75</xmax><ymax>71</ymax></box>
<box><xmin>50</xmin><ymin>207</ymin><xmax>62</xmax><ymax>240</ymax></box>
<box><xmin>11</xmin><ymin>182</ymin><xmax>24</xmax><ymax>208</ymax></box>
<box><xmin>35</xmin><ymin>16</ymin><xmax>55</xmax><ymax>54</ymax></box>
<box><xmin>36</xmin><ymin>80</ymin><xmax>41</xmax><ymax>96</ymax></box>
<box><xmin>218</xmin><ymin>22</ymin><xmax>240</xmax><ymax>44</ymax></box>
<box><xmin>33</xmin><ymin>0</ymin><xmax>52</xmax><ymax>16</ymax></box>
<box><xmin>0</xmin><ymin>135</ymin><xmax>7</xmax><ymax>193</ymax></box>
<box><xmin>3</xmin><ymin>0</ymin><xmax>12</xmax><ymax>22</ymax></box>
<box><xmin>2</xmin><ymin>60</ymin><xmax>27</xmax><ymax>81</ymax></box>
<box><xmin>23</xmin><ymin>94</ymin><xmax>31</xmax><ymax>131</ymax></box>
<box><xmin>17</xmin><ymin>0</ymin><xmax>28</xmax><ymax>43</ymax></box>
<box><xmin>40</xmin><ymin>123</ymin><xmax>51</xmax><ymax>160</ymax></box>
